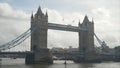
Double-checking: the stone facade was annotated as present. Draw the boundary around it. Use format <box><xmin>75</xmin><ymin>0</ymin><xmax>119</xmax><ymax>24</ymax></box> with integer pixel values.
<box><xmin>78</xmin><ymin>16</ymin><xmax>94</xmax><ymax>54</ymax></box>
<box><xmin>26</xmin><ymin>6</ymin><xmax>96</xmax><ymax>64</ymax></box>
<box><xmin>31</xmin><ymin>7</ymin><xmax>48</xmax><ymax>50</ymax></box>
<box><xmin>26</xmin><ymin>7</ymin><xmax>53</xmax><ymax>64</ymax></box>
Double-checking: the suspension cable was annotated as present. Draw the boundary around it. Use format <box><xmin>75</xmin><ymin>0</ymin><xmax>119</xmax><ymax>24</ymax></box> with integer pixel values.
<box><xmin>0</xmin><ymin>28</ymin><xmax>33</xmax><ymax>51</ymax></box>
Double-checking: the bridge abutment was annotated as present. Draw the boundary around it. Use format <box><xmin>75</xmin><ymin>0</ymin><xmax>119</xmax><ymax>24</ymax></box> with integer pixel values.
<box><xmin>25</xmin><ymin>48</ymin><xmax>53</xmax><ymax>64</ymax></box>
<box><xmin>34</xmin><ymin>48</ymin><xmax>53</xmax><ymax>64</ymax></box>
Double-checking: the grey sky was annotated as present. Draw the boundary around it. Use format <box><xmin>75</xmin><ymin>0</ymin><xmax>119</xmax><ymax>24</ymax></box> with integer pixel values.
<box><xmin>0</xmin><ymin>0</ymin><xmax>120</xmax><ymax>51</ymax></box>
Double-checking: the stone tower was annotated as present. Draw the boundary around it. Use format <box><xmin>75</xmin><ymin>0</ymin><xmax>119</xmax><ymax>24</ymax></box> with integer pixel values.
<box><xmin>31</xmin><ymin>6</ymin><xmax>48</xmax><ymax>51</ymax></box>
<box><xmin>78</xmin><ymin>15</ymin><xmax>94</xmax><ymax>54</ymax></box>
<box><xmin>26</xmin><ymin>7</ymin><xmax>53</xmax><ymax>64</ymax></box>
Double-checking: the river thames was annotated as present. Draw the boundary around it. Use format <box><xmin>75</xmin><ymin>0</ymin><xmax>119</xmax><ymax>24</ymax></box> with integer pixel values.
<box><xmin>0</xmin><ymin>58</ymin><xmax>120</xmax><ymax>68</ymax></box>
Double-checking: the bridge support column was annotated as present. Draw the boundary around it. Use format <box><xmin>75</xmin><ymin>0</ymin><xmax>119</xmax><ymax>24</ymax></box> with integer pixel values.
<box><xmin>25</xmin><ymin>48</ymin><xmax>53</xmax><ymax>64</ymax></box>
<box><xmin>25</xmin><ymin>53</ymin><xmax>34</xmax><ymax>64</ymax></box>
<box><xmin>76</xmin><ymin>16</ymin><xmax>101</xmax><ymax>62</ymax></box>
<box><xmin>34</xmin><ymin>48</ymin><xmax>53</xmax><ymax>64</ymax></box>
<box><xmin>26</xmin><ymin>7</ymin><xmax>53</xmax><ymax>64</ymax></box>
<box><xmin>78</xmin><ymin>16</ymin><xmax>94</xmax><ymax>54</ymax></box>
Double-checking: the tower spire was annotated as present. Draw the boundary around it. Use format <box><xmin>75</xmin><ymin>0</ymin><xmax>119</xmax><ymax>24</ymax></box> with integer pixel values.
<box><xmin>84</xmin><ymin>15</ymin><xmax>89</xmax><ymax>22</ymax></box>
<box><xmin>45</xmin><ymin>10</ymin><xmax>48</xmax><ymax>17</ymax></box>
<box><xmin>31</xmin><ymin>12</ymin><xmax>34</xmax><ymax>22</ymax></box>
<box><xmin>83</xmin><ymin>15</ymin><xmax>89</xmax><ymax>25</ymax></box>
<box><xmin>78</xmin><ymin>19</ymin><xmax>80</xmax><ymax>26</ymax></box>
<box><xmin>37</xmin><ymin>6</ymin><xmax>42</xmax><ymax>14</ymax></box>
<box><xmin>92</xmin><ymin>18</ymin><xmax>94</xmax><ymax>23</ymax></box>
<box><xmin>31</xmin><ymin>12</ymin><xmax>33</xmax><ymax>19</ymax></box>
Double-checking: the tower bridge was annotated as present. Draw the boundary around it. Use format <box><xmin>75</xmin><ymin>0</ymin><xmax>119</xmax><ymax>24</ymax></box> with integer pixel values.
<box><xmin>29</xmin><ymin>6</ymin><xmax>94</xmax><ymax>64</ymax></box>
<box><xmin>0</xmin><ymin>6</ymin><xmax>114</xmax><ymax>64</ymax></box>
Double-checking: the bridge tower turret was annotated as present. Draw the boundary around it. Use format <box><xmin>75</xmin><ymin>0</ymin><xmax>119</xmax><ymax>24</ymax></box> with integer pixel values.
<box><xmin>26</xmin><ymin>6</ymin><xmax>53</xmax><ymax>64</ymax></box>
<box><xmin>78</xmin><ymin>15</ymin><xmax>94</xmax><ymax>57</ymax></box>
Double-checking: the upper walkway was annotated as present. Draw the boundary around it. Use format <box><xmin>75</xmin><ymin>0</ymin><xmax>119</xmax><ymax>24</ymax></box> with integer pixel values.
<box><xmin>48</xmin><ymin>23</ymin><xmax>87</xmax><ymax>32</ymax></box>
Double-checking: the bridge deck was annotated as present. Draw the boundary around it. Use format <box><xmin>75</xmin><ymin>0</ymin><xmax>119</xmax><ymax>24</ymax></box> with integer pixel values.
<box><xmin>0</xmin><ymin>51</ymin><xmax>33</xmax><ymax>54</ymax></box>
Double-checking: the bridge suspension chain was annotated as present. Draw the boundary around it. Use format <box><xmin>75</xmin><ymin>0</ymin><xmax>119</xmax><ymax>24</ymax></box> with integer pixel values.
<box><xmin>94</xmin><ymin>33</ymin><xmax>103</xmax><ymax>45</ymax></box>
<box><xmin>94</xmin><ymin>33</ymin><xmax>108</xmax><ymax>49</ymax></box>
<box><xmin>0</xmin><ymin>28</ymin><xmax>32</xmax><ymax>51</ymax></box>
<box><xmin>94</xmin><ymin>33</ymin><xmax>111</xmax><ymax>55</ymax></box>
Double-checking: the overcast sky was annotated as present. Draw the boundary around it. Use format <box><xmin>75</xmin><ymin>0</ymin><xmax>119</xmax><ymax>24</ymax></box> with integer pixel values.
<box><xmin>0</xmin><ymin>0</ymin><xmax>120</xmax><ymax>51</ymax></box>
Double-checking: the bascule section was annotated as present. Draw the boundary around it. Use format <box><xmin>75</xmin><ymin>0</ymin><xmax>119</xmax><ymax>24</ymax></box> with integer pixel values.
<box><xmin>26</xmin><ymin>6</ymin><xmax>53</xmax><ymax>64</ymax></box>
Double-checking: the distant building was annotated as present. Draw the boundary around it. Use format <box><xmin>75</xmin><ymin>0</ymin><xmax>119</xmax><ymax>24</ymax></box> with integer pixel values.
<box><xmin>51</xmin><ymin>47</ymin><xmax>78</xmax><ymax>53</ymax></box>
<box><xmin>51</xmin><ymin>47</ymin><xmax>65</xmax><ymax>53</ymax></box>
<box><xmin>66</xmin><ymin>46</ymin><xmax>79</xmax><ymax>53</ymax></box>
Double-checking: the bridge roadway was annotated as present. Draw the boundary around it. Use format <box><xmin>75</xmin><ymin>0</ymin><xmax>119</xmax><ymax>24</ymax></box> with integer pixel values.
<box><xmin>0</xmin><ymin>51</ymin><xmax>33</xmax><ymax>58</ymax></box>
<box><xmin>0</xmin><ymin>51</ymin><xmax>33</xmax><ymax>54</ymax></box>
<box><xmin>48</xmin><ymin>23</ymin><xmax>87</xmax><ymax>32</ymax></box>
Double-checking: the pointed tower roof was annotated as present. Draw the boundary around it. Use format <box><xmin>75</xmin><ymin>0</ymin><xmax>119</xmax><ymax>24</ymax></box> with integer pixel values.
<box><xmin>37</xmin><ymin>6</ymin><xmax>42</xmax><ymax>14</ymax></box>
<box><xmin>45</xmin><ymin>10</ymin><xmax>48</xmax><ymax>17</ymax></box>
<box><xmin>78</xmin><ymin>19</ymin><xmax>81</xmax><ymax>26</ymax></box>
<box><xmin>83</xmin><ymin>15</ymin><xmax>89</xmax><ymax>22</ymax></box>
<box><xmin>92</xmin><ymin>18</ymin><xmax>94</xmax><ymax>23</ymax></box>
<box><xmin>82</xmin><ymin>15</ymin><xmax>90</xmax><ymax>26</ymax></box>
<box><xmin>31</xmin><ymin>12</ymin><xmax>34</xmax><ymax>19</ymax></box>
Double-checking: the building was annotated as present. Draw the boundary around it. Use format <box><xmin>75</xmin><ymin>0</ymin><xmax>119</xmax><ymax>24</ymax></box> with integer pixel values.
<box><xmin>78</xmin><ymin>16</ymin><xmax>94</xmax><ymax>53</ymax></box>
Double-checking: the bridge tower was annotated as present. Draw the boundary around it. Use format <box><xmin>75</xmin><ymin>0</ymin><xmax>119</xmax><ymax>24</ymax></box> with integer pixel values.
<box><xmin>78</xmin><ymin>16</ymin><xmax>96</xmax><ymax>61</ymax></box>
<box><xmin>25</xmin><ymin>7</ymin><xmax>53</xmax><ymax>64</ymax></box>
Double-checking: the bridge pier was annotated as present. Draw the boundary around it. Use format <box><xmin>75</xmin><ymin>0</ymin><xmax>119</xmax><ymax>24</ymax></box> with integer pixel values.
<box><xmin>25</xmin><ymin>48</ymin><xmax>53</xmax><ymax>64</ymax></box>
<box><xmin>25</xmin><ymin>52</ymin><xmax>34</xmax><ymax>64</ymax></box>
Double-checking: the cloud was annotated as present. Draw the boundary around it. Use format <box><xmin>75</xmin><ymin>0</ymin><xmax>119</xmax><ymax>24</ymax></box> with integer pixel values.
<box><xmin>0</xmin><ymin>3</ymin><xmax>30</xmax><ymax>51</ymax></box>
<box><xmin>0</xmin><ymin>3</ymin><xmax>30</xmax><ymax>20</ymax></box>
<box><xmin>0</xmin><ymin>0</ymin><xmax>120</xmax><ymax>52</ymax></box>
<box><xmin>42</xmin><ymin>8</ymin><xmax>84</xmax><ymax>25</ymax></box>
<box><xmin>42</xmin><ymin>8</ymin><xmax>83</xmax><ymax>48</ymax></box>
<box><xmin>92</xmin><ymin>8</ymin><xmax>110</xmax><ymax>19</ymax></box>
<box><xmin>44</xmin><ymin>6</ymin><xmax>120</xmax><ymax>48</ymax></box>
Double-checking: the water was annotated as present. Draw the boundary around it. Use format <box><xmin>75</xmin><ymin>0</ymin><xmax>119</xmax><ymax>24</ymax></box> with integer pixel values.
<box><xmin>0</xmin><ymin>58</ymin><xmax>120</xmax><ymax>68</ymax></box>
